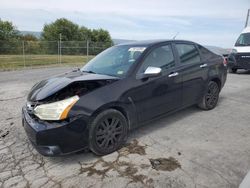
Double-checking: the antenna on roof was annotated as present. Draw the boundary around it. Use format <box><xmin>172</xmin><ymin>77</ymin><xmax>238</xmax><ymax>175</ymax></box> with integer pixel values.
<box><xmin>173</xmin><ymin>32</ymin><xmax>179</xmax><ymax>40</ymax></box>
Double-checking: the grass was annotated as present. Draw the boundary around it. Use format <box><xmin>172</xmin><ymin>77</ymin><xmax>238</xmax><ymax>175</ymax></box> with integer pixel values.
<box><xmin>0</xmin><ymin>55</ymin><xmax>94</xmax><ymax>70</ymax></box>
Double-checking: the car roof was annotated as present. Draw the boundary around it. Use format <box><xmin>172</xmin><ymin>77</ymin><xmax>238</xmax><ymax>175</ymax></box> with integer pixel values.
<box><xmin>116</xmin><ymin>39</ymin><xmax>196</xmax><ymax>47</ymax></box>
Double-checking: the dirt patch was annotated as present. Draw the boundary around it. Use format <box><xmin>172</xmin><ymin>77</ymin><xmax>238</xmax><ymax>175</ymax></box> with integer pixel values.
<box><xmin>80</xmin><ymin>139</ymin><xmax>152</xmax><ymax>187</ymax></box>
<box><xmin>150</xmin><ymin>157</ymin><xmax>181</xmax><ymax>171</ymax></box>
<box><xmin>80</xmin><ymin>158</ymin><xmax>149</xmax><ymax>185</ymax></box>
<box><xmin>118</xmin><ymin>139</ymin><xmax>146</xmax><ymax>155</ymax></box>
<box><xmin>124</xmin><ymin>166</ymin><xmax>138</xmax><ymax>175</ymax></box>
<box><xmin>130</xmin><ymin>174</ymin><xmax>148</xmax><ymax>184</ymax></box>
<box><xmin>80</xmin><ymin>160</ymin><xmax>110</xmax><ymax>178</ymax></box>
<box><xmin>140</xmin><ymin>164</ymin><xmax>151</xmax><ymax>169</ymax></box>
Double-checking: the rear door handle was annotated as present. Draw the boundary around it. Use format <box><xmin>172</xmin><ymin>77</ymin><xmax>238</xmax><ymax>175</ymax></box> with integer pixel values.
<box><xmin>200</xmin><ymin>63</ymin><xmax>208</xmax><ymax>68</ymax></box>
<box><xmin>168</xmin><ymin>72</ymin><xmax>179</xmax><ymax>78</ymax></box>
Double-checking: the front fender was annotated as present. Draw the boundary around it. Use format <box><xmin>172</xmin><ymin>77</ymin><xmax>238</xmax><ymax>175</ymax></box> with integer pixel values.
<box><xmin>89</xmin><ymin>100</ymin><xmax>137</xmax><ymax>130</ymax></box>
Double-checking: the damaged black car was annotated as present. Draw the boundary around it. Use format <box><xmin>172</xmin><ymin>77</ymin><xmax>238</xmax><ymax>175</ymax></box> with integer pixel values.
<box><xmin>22</xmin><ymin>40</ymin><xmax>227</xmax><ymax>156</ymax></box>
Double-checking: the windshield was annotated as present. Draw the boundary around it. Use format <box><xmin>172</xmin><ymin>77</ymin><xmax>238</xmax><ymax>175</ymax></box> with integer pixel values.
<box><xmin>81</xmin><ymin>45</ymin><xmax>146</xmax><ymax>77</ymax></box>
<box><xmin>235</xmin><ymin>33</ymin><xmax>250</xmax><ymax>46</ymax></box>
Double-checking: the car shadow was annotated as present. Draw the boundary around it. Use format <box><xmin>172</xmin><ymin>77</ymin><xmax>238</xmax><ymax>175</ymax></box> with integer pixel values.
<box><xmin>128</xmin><ymin>106</ymin><xmax>201</xmax><ymax>140</ymax></box>
<box><xmin>234</xmin><ymin>70</ymin><xmax>250</xmax><ymax>75</ymax></box>
<box><xmin>129</xmin><ymin>94</ymin><xmax>227</xmax><ymax>142</ymax></box>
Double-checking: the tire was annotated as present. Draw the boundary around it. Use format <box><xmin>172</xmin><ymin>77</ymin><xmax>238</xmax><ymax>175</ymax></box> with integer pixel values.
<box><xmin>229</xmin><ymin>68</ymin><xmax>237</xmax><ymax>73</ymax></box>
<box><xmin>89</xmin><ymin>109</ymin><xmax>128</xmax><ymax>156</ymax></box>
<box><xmin>198</xmin><ymin>81</ymin><xmax>220</xmax><ymax>110</ymax></box>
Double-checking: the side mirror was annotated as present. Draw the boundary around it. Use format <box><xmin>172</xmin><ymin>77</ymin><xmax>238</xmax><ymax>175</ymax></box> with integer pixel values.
<box><xmin>137</xmin><ymin>66</ymin><xmax>162</xmax><ymax>79</ymax></box>
<box><xmin>144</xmin><ymin>66</ymin><xmax>161</xmax><ymax>75</ymax></box>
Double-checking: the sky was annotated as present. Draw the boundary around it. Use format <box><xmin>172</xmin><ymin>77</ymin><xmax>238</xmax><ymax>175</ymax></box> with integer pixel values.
<box><xmin>0</xmin><ymin>0</ymin><xmax>249</xmax><ymax>48</ymax></box>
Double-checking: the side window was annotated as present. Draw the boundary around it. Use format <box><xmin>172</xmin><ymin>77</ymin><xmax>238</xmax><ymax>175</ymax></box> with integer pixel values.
<box><xmin>197</xmin><ymin>45</ymin><xmax>215</xmax><ymax>60</ymax></box>
<box><xmin>138</xmin><ymin>45</ymin><xmax>175</xmax><ymax>73</ymax></box>
<box><xmin>176</xmin><ymin>44</ymin><xmax>201</xmax><ymax>65</ymax></box>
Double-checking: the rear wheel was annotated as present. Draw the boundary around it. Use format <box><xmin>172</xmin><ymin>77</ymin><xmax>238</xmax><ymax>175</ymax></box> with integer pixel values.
<box><xmin>229</xmin><ymin>68</ymin><xmax>237</xmax><ymax>73</ymax></box>
<box><xmin>198</xmin><ymin>81</ymin><xmax>220</xmax><ymax>110</ymax></box>
<box><xmin>89</xmin><ymin>109</ymin><xmax>128</xmax><ymax>156</ymax></box>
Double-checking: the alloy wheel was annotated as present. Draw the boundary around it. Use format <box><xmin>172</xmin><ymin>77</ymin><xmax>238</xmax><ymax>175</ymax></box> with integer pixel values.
<box><xmin>95</xmin><ymin>117</ymin><xmax>123</xmax><ymax>149</ymax></box>
<box><xmin>205</xmin><ymin>82</ymin><xmax>219</xmax><ymax>108</ymax></box>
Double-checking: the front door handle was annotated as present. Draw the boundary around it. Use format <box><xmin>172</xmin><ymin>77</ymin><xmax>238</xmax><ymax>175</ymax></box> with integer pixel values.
<box><xmin>200</xmin><ymin>63</ymin><xmax>208</xmax><ymax>68</ymax></box>
<box><xmin>168</xmin><ymin>72</ymin><xmax>179</xmax><ymax>78</ymax></box>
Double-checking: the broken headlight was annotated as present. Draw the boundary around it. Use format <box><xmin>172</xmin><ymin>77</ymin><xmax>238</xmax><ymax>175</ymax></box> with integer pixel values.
<box><xmin>34</xmin><ymin>95</ymin><xmax>79</xmax><ymax>121</ymax></box>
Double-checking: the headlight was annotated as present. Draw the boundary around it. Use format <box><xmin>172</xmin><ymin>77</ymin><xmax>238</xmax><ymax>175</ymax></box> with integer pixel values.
<box><xmin>34</xmin><ymin>95</ymin><xmax>79</xmax><ymax>120</ymax></box>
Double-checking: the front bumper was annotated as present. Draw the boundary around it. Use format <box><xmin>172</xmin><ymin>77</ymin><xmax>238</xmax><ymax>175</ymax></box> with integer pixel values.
<box><xmin>228</xmin><ymin>53</ymin><xmax>250</xmax><ymax>70</ymax></box>
<box><xmin>22</xmin><ymin>107</ymin><xmax>89</xmax><ymax>156</ymax></box>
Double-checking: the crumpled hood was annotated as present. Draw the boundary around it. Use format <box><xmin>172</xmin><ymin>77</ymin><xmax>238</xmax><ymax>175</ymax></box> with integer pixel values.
<box><xmin>27</xmin><ymin>71</ymin><xmax>119</xmax><ymax>102</ymax></box>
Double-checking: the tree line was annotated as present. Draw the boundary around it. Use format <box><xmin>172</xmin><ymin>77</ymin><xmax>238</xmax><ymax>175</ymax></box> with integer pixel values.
<box><xmin>0</xmin><ymin>18</ymin><xmax>113</xmax><ymax>55</ymax></box>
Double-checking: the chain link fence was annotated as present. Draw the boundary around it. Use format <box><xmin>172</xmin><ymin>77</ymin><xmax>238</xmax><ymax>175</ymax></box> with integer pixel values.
<box><xmin>0</xmin><ymin>40</ymin><xmax>113</xmax><ymax>70</ymax></box>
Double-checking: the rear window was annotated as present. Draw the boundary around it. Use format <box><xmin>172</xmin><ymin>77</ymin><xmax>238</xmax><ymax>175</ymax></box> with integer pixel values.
<box><xmin>197</xmin><ymin>45</ymin><xmax>215</xmax><ymax>60</ymax></box>
<box><xmin>235</xmin><ymin>33</ymin><xmax>250</xmax><ymax>46</ymax></box>
<box><xmin>175</xmin><ymin>44</ymin><xmax>201</xmax><ymax>64</ymax></box>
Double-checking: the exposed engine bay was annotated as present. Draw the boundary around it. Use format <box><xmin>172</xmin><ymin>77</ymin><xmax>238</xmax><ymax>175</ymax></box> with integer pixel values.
<box><xmin>42</xmin><ymin>80</ymin><xmax>115</xmax><ymax>103</ymax></box>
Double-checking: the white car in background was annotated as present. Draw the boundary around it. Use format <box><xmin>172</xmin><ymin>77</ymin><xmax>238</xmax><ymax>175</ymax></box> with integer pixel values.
<box><xmin>228</xmin><ymin>27</ymin><xmax>250</xmax><ymax>73</ymax></box>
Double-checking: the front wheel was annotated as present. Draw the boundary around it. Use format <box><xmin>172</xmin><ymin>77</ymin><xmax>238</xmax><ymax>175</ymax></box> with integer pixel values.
<box><xmin>198</xmin><ymin>81</ymin><xmax>220</xmax><ymax>110</ymax></box>
<box><xmin>89</xmin><ymin>109</ymin><xmax>128</xmax><ymax>156</ymax></box>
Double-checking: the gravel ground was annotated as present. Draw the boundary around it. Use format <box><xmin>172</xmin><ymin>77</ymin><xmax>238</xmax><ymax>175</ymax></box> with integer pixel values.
<box><xmin>0</xmin><ymin>67</ymin><xmax>250</xmax><ymax>188</ymax></box>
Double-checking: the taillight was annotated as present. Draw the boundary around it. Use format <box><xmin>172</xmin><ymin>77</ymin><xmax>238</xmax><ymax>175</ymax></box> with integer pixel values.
<box><xmin>223</xmin><ymin>57</ymin><xmax>227</xmax><ymax>66</ymax></box>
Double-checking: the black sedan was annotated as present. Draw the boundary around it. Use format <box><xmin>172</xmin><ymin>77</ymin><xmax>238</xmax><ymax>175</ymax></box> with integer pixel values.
<box><xmin>22</xmin><ymin>40</ymin><xmax>227</xmax><ymax>156</ymax></box>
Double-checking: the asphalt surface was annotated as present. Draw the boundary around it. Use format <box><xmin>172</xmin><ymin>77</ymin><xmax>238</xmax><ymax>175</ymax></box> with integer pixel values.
<box><xmin>0</xmin><ymin>67</ymin><xmax>250</xmax><ymax>188</ymax></box>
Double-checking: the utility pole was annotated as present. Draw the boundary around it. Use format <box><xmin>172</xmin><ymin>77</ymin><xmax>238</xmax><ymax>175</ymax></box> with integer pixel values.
<box><xmin>57</xmin><ymin>40</ymin><xmax>60</xmax><ymax>64</ymax></box>
<box><xmin>245</xmin><ymin>9</ymin><xmax>250</xmax><ymax>28</ymax></box>
<box><xmin>86</xmin><ymin>39</ymin><xmax>89</xmax><ymax>62</ymax></box>
<box><xmin>59</xmin><ymin>33</ymin><xmax>62</xmax><ymax>64</ymax></box>
<box><xmin>22</xmin><ymin>41</ymin><xmax>26</xmax><ymax>68</ymax></box>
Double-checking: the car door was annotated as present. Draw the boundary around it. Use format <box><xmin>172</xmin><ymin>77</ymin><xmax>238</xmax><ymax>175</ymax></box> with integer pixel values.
<box><xmin>173</xmin><ymin>42</ymin><xmax>209</xmax><ymax>107</ymax></box>
<box><xmin>127</xmin><ymin>43</ymin><xmax>182</xmax><ymax>123</ymax></box>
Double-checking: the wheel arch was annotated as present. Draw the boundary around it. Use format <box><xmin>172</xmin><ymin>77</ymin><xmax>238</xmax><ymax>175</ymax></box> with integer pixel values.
<box><xmin>210</xmin><ymin>77</ymin><xmax>222</xmax><ymax>91</ymax></box>
<box><xmin>89</xmin><ymin>102</ymin><xmax>132</xmax><ymax>130</ymax></box>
